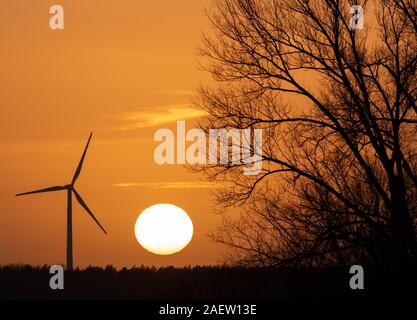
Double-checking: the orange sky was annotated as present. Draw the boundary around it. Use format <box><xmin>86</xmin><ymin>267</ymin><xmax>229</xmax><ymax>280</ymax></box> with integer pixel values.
<box><xmin>0</xmin><ymin>0</ymin><xmax>227</xmax><ymax>268</ymax></box>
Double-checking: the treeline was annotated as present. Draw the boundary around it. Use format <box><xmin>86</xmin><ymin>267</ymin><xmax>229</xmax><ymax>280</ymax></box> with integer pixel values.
<box><xmin>0</xmin><ymin>264</ymin><xmax>415</xmax><ymax>300</ymax></box>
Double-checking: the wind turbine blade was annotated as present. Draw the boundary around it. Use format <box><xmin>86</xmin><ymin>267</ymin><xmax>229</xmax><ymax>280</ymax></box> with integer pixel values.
<box><xmin>71</xmin><ymin>132</ymin><xmax>93</xmax><ymax>185</ymax></box>
<box><xmin>16</xmin><ymin>186</ymin><xmax>65</xmax><ymax>196</ymax></box>
<box><xmin>72</xmin><ymin>188</ymin><xmax>107</xmax><ymax>235</ymax></box>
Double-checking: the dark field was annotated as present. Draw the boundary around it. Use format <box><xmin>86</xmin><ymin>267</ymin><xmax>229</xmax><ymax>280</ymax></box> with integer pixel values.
<box><xmin>0</xmin><ymin>265</ymin><xmax>415</xmax><ymax>300</ymax></box>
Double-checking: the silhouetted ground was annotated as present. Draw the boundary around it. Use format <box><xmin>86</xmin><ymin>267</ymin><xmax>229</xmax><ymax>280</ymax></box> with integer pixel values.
<box><xmin>0</xmin><ymin>265</ymin><xmax>415</xmax><ymax>300</ymax></box>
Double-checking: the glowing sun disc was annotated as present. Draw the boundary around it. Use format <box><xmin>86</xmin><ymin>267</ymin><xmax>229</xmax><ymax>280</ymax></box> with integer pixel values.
<box><xmin>134</xmin><ymin>204</ymin><xmax>193</xmax><ymax>255</ymax></box>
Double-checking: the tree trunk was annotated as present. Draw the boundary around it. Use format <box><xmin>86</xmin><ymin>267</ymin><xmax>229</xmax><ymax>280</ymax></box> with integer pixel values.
<box><xmin>389</xmin><ymin>175</ymin><xmax>417</xmax><ymax>268</ymax></box>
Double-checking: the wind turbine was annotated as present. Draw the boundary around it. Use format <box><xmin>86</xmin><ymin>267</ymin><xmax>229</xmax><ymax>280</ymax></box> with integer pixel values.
<box><xmin>15</xmin><ymin>133</ymin><xmax>107</xmax><ymax>270</ymax></box>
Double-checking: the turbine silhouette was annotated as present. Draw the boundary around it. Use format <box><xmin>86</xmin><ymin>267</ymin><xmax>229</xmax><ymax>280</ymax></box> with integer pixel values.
<box><xmin>15</xmin><ymin>133</ymin><xmax>107</xmax><ymax>270</ymax></box>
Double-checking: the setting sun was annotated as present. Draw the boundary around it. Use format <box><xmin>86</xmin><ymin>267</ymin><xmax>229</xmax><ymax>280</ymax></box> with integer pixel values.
<box><xmin>134</xmin><ymin>204</ymin><xmax>193</xmax><ymax>255</ymax></box>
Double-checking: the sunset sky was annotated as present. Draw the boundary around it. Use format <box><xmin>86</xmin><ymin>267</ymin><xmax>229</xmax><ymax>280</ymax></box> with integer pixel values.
<box><xmin>0</xmin><ymin>0</ymin><xmax>227</xmax><ymax>268</ymax></box>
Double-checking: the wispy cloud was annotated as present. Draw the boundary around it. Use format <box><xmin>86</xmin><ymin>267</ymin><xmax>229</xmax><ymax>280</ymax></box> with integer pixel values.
<box><xmin>115</xmin><ymin>104</ymin><xmax>207</xmax><ymax>129</ymax></box>
<box><xmin>113</xmin><ymin>181</ymin><xmax>218</xmax><ymax>189</ymax></box>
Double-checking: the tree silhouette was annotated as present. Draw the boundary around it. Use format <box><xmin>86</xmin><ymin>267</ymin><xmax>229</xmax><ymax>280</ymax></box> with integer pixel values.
<box><xmin>195</xmin><ymin>0</ymin><xmax>417</xmax><ymax>268</ymax></box>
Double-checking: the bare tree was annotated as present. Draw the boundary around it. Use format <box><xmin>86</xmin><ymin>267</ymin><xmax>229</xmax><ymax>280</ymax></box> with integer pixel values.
<box><xmin>195</xmin><ymin>0</ymin><xmax>417</xmax><ymax>267</ymax></box>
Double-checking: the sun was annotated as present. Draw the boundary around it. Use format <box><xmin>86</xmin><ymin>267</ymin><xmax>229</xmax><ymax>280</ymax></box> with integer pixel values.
<box><xmin>134</xmin><ymin>204</ymin><xmax>193</xmax><ymax>255</ymax></box>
